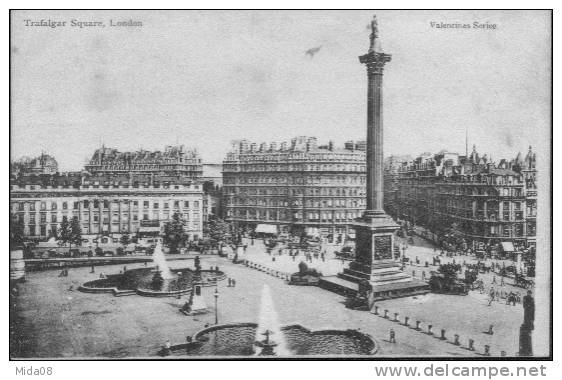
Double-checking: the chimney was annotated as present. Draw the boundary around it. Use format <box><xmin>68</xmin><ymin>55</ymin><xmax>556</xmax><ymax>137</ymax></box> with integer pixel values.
<box><xmin>328</xmin><ymin>141</ymin><xmax>334</xmax><ymax>151</ymax></box>
<box><xmin>306</xmin><ymin>137</ymin><xmax>318</xmax><ymax>152</ymax></box>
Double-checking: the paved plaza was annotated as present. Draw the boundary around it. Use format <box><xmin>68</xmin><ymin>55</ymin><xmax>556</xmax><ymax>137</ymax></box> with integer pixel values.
<box><xmin>11</xmin><ymin>232</ymin><xmax>532</xmax><ymax>358</ymax></box>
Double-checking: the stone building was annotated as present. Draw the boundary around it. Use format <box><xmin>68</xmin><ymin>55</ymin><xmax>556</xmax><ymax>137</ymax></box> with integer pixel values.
<box><xmin>385</xmin><ymin>146</ymin><xmax>537</xmax><ymax>251</ymax></box>
<box><xmin>84</xmin><ymin>145</ymin><xmax>203</xmax><ymax>180</ymax></box>
<box><xmin>222</xmin><ymin>137</ymin><xmax>367</xmax><ymax>242</ymax></box>
<box><xmin>10</xmin><ymin>173</ymin><xmax>205</xmax><ymax>242</ymax></box>
<box><xmin>11</xmin><ymin>153</ymin><xmax>59</xmax><ymax>177</ymax></box>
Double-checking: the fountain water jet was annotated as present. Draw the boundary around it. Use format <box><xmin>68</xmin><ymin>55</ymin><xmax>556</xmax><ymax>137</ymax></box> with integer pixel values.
<box><xmin>152</xmin><ymin>242</ymin><xmax>174</xmax><ymax>280</ymax></box>
<box><xmin>254</xmin><ymin>285</ymin><xmax>290</xmax><ymax>356</ymax></box>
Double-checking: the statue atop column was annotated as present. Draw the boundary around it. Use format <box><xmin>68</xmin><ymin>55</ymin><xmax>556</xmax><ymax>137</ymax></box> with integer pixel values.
<box><xmin>369</xmin><ymin>15</ymin><xmax>379</xmax><ymax>53</ymax></box>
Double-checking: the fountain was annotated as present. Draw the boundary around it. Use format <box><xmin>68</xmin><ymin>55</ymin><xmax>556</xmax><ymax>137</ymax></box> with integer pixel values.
<box><xmin>79</xmin><ymin>249</ymin><xmax>226</xmax><ymax>297</ymax></box>
<box><xmin>254</xmin><ymin>285</ymin><xmax>289</xmax><ymax>356</ymax></box>
<box><xmin>254</xmin><ymin>330</ymin><xmax>278</xmax><ymax>356</ymax></box>
<box><xmin>152</xmin><ymin>242</ymin><xmax>173</xmax><ymax>280</ymax></box>
<box><xmin>166</xmin><ymin>283</ymin><xmax>378</xmax><ymax>356</ymax></box>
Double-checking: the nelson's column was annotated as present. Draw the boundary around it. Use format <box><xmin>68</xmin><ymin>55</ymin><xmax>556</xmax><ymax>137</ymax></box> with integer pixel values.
<box><xmin>336</xmin><ymin>16</ymin><xmax>430</xmax><ymax>303</ymax></box>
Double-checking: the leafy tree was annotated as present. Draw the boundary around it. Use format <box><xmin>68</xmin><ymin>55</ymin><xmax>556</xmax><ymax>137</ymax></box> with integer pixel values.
<box><xmin>58</xmin><ymin>216</ymin><xmax>72</xmax><ymax>251</ymax></box>
<box><xmin>10</xmin><ymin>213</ymin><xmax>25</xmax><ymax>249</ymax></box>
<box><xmin>58</xmin><ymin>216</ymin><xmax>82</xmax><ymax>253</ymax></box>
<box><xmin>205</xmin><ymin>217</ymin><xmax>230</xmax><ymax>244</ymax></box>
<box><xmin>163</xmin><ymin>212</ymin><xmax>188</xmax><ymax>254</ymax></box>
<box><xmin>70</xmin><ymin>217</ymin><xmax>82</xmax><ymax>248</ymax></box>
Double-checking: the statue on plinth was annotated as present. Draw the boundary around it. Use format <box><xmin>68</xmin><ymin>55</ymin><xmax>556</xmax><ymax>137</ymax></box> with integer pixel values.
<box><xmin>255</xmin><ymin>329</ymin><xmax>278</xmax><ymax>356</ymax></box>
<box><xmin>519</xmin><ymin>290</ymin><xmax>535</xmax><ymax>356</ymax></box>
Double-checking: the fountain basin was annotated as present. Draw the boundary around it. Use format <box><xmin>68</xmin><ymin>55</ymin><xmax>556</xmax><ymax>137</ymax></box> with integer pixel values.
<box><xmin>166</xmin><ymin>323</ymin><xmax>377</xmax><ymax>357</ymax></box>
<box><xmin>79</xmin><ymin>267</ymin><xmax>226</xmax><ymax>297</ymax></box>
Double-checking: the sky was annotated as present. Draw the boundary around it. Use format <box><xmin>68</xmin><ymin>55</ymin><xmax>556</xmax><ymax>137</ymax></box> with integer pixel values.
<box><xmin>10</xmin><ymin>10</ymin><xmax>551</xmax><ymax>171</ymax></box>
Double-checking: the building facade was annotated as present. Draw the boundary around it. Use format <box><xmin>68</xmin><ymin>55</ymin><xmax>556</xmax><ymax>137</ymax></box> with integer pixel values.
<box><xmin>84</xmin><ymin>145</ymin><xmax>203</xmax><ymax>180</ymax></box>
<box><xmin>223</xmin><ymin>137</ymin><xmax>367</xmax><ymax>242</ymax></box>
<box><xmin>385</xmin><ymin>146</ymin><xmax>537</xmax><ymax>251</ymax></box>
<box><xmin>11</xmin><ymin>153</ymin><xmax>59</xmax><ymax>177</ymax></box>
<box><xmin>10</xmin><ymin>174</ymin><xmax>205</xmax><ymax>242</ymax></box>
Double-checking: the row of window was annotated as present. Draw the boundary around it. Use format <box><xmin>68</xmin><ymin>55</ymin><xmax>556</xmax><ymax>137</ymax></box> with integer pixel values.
<box><xmin>25</xmin><ymin>221</ymin><xmax>203</xmax><ymax>237</ymax></box>
<box><xmin>19</xmin><ymin>211</ymin><xmax>201</xmax><ymax>224</ymax></box>
<box><xmin>226</xmin><ymin>198</ymin><xmax>365</xmax><ymax>208</ymax></box>
<box><xmin>231</xmin><ymin>175</ymin><xmax>366</xmax><ymax>185</ymax></box>
<box><xmin>225</xmin><ymin>187</ymin><xmax>365</xmax><ymax>197</ymax></box>
<box><xmin>12</xmin><ymin>199</ymin><xmax>200</xmax><ymax>212</ymax></box>
<box><xmin>227</xmin><ymin>209</ymin><xmax>362</xmax><ymax>222</ymax></box>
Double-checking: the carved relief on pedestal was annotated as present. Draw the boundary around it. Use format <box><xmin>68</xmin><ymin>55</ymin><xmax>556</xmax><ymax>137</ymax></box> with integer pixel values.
<box><xmin>373</xmin><ymin>235</ymin><xmax>392</xmax><ymax>260</ymax></box>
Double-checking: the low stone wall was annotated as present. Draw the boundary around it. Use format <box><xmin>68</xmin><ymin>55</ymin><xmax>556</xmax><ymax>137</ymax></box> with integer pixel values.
<box><xmin>79</xmin><ymin>268</ymin><xmax>226</xmax><ymax>297</ymax></box>
<box><xmin>244</xmin><ymin>260</ymin><xmax>292</xmax><ymax>281</ymax></box>
<box><xmin>166</xmin><ymin>322</ymin><xmax>378</xmax><ymax>356</ymax></box>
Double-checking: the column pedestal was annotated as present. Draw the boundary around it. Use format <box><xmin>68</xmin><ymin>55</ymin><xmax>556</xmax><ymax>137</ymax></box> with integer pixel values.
<box><xmin>336</xmin><ymin>215</ymin><xmax>429</xmax><ymax>304</ymax></box>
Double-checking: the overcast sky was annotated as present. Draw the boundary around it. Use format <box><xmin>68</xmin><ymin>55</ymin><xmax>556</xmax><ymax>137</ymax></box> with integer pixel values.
<box><xmin>11</xmin><ymin>10</ymin><xmax>551</xmax><ymax>171</ymax></box>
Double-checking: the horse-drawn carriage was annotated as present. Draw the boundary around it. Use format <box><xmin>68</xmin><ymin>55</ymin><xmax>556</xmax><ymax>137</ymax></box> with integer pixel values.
<box><xmin>514</xmin><ymin>273</ymin><xmax>534</xmax><ymax>289</ymax></box>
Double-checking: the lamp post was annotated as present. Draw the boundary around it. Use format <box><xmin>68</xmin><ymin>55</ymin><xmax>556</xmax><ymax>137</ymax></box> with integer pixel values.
<box><xmin>214</xmin><ymin>287</ymin><xmax>219</xmax><ymax>325</ymax></box>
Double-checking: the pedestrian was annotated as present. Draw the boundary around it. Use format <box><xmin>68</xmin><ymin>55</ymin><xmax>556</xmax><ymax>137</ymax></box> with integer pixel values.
<box><xmin>389</xmin><ymin>329</ymin><xmax>396</xmax><ymax>343</ymax></box>
<box><xmin>488</xmin><ymin>287</ymin><xmax>495</xmax><ymax>306</ymax></box>
<box><xmin>492</xmin><ymin>276</ymin><xmax>497</xmax><ymax>285</ymax></box>
<box><xmin>232</xmin><ymin>279</ymin><xmax>236</xmax><ymax>288</ymax></box>
<box><xmin>228</xmin><ymin>278</ymin><xmax>232</xmax><ymax>287</ymax></box>
<box><xmin>500</xmin><ymin>276</ymin><xmax>505</xmax><ymax>286</ymax></box>
<box><xmin>90</xmin><ymin>264</ymin><xmax>95</xmax><ymax>273</ymax></box>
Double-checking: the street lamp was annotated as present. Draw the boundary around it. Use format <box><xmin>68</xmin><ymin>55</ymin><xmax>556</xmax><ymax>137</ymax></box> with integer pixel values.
<box><xmin>214</xmin><ymin>287</ymin><xmax>219</xmax><ymax>325</ymax></box>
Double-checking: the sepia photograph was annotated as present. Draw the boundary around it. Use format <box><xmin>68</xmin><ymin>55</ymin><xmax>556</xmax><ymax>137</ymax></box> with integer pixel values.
<box><xmin>9</xmin><ymin>9</ymin><xmax>552</xmax><ymax>361</ymax></box>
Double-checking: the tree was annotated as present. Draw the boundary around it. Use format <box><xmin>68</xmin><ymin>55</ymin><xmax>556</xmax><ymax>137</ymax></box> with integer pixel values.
<box><xmin>58</xmin><ymin>216</ymin><xmax>72</xmax><ymax>251</ymax></box>
<box><xmin>206</xmin><ymin>217</ymin><xmax>230</xmax><ymax>244</ymax></box>
<box><xmin>10</xmin><ymin>213</ymin><xmax>25</xmax><ymax>249</ymax></box>
<box><xmin>70</xmin><ymin>217</ymin><xmax>82</xmax><ymax>249</ymax></box>
<box><xmin>163</xmin><ymin>212</ymin><xmax>188</xmax><ymax>254</ymax></box>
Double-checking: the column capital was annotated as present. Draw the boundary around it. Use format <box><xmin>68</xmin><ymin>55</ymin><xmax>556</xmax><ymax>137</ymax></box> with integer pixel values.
<box><xmin>359</xmin><ymin>52</ymin><xmax>392</xmax><ymax>74</ymax></box>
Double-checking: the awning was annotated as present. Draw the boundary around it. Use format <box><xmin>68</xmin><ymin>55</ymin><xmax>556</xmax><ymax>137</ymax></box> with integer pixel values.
<box><xmin>138</xmin><ymin>226</ymin><xmax>161</xmax><ymax>233</ymax></box>
<box><xmin>306</xmin><ymin>227</ymin><xmax>320</xmax><ymax>237</ymax></box>
<box><xmin>255</xmin><ymin>224</ymin><xmax>277</xmax><ymax>234</ymax></box>
<box><xmin>501</xmin><ymin>242</ymin><xmax>515</xmax><ymax>252</ymax></box>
